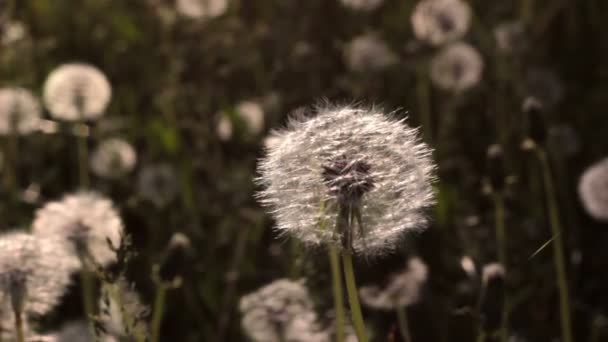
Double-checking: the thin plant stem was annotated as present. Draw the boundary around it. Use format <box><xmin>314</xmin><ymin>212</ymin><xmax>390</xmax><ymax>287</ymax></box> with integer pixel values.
<box><xmin>13</xmin><ymin>311</ymin><xmax>25</xmax><ymax>342</ymax></box>
<box><xmin>521</xmin><ymin>0</ymin><xmax>534</xmax><ymax>24</ymax></box>
<box><xmin>77</xmin><ymin>126</ymin><xmax>89</xmax><ymax>189</ymax></box>
<box><xmin>416</xmin><ymin>66</ymin><xmax>432</xmax><ymax>144</ymax></box>
<box><xmin>493</xmin><ymin>193</ymin><xmax>508</xmax><ymax>342</ymax></box>
<box><xmin>396</xmin><ymin>306</ymin><xmax>412</xmax><ymax>342</ymax></box>
<box><xmin>80</xmin><ymin>269</ymin><xmax>96</xmax><ymax>335</ymax></box>
<box><xmin>329</xmin><ymin>246</ymin><xmax>346</xmax><ymax>342</ymax></box>
<box><xmin>2</xmin><ymin>134</ymin><xmax>18</xmax><ymax>196</ymax></box>
<box><xmin>537</xmin><ymin>148</ymin><xmax>573</xmax><ymax>342</ymax></box>
<box><xmin>151</xmin><ymin>284</ymin><xmax>167</xmax><ymax>342</ymax></box>
<box><xmin>476</xmin><ymin>330</ymin><xmax>486</xmax><ymax>342</ymax></box>
<box><xmin>341</xmin><ymin>250</ymin><xmax>368</xmax><ymax>342</ymax></box>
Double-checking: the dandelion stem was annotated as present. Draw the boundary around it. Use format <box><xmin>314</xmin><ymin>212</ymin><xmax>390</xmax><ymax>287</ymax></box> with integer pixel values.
<box><xmin>77</xmin><ymin>126</ymin><xmax>89</xmax><ymax>189</ymax></box>
<box><xmin>537</xmin><ymin>148</ymin><xmax>573</xmax><ymax>342</ymax></box>
<box><xmin>13</xmin><ymin>311</ymin><xmax>25</xmax><ymax>342</ymax></box>
<box><xmin>493</xmin><ymin>193</ymin><xmax>509</xmax><ymax>342</ymax></box>
<box><xmin>396</xmin><ymin>306</ymin><xmax>412</xmax><ymax>342</ymax></box>
<box><xmin>151</xmin><ymin>284</ymin><xmax>167</xmax><ymax>342</ymax></box>
<box><xmin>342</xmin><ymin>250</ymin><xmax>368</xmax><ymax>342</ymax></box>
<box><xmin>417</xmin><ymin>66</ymin><xmax>433</xmax><ymax>143</ymax></box>
<box><xmin>329</xmin><ymin>246</ymin><xmax>346</xmax><ymax>342</ymax></box>
<box><xmin>80</xmin><ymin>269</ymin><xmax>96</xmax><ymax>332</ymax></box>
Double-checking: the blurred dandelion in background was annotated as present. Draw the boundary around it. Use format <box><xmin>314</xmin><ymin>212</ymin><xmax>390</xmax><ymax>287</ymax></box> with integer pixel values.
<box><xmin>235</xmin><ymin>101</ymin><xmax>265</xmax><ymax>135</ymax></box>
<box><xmin>494</xmin><ymin>21</ymin><xmax>527</xmax><ymax>55</ymax></box>
<box><xmin>137</xmin><ymin>164</ymin><xmax>179</xmax><ymax>208</ymax></box>
<box><xmin>90</xmin><ymin>138</ymin><xmax>137</xmax><ymax>179</ymax></box>
<box><xmin>216</xmin><ymin>114</ymin><xmax>233</xmax><ymax>141</ymax></box>
<box><xmin>411</xmin><ymin>0</ymin><xmax>471</xmax><ymax>46</ymax></box>
<box><xmin>0</xmin><ymin>87</ymin><xmax>41</xmax><ymax>136</ymax></box>
<box><xmin>31</xmin><ymin>192</ymin><xmax>124</xmax><ymax>266</ymax></box>
<box><xmin>0</xmin><ymin>21</ymin><xmax>26</xmax><ymax>46</ymax></box>
<box><xmin>43</xmin><ymin>63</ymin><xmax>112</xmax><ymax>122</ymax></box>
<box><xmin>339</xmin><ymin>0</ymin><xmax>383</xmax><ymax>12</ymax></box>
<box><xmin>578</xmin><ymin>157</ymin><xmax>608</xmax><ymax>221</ymax></box>
<box><xmin>344</xmin><ymin>34</ymin><xmax>397</xmax><ymax>73</ymax></box>
<box><xmin>430</xmin><ymin>42</ymin><xmax>483</xmax><ymax>92</ymax></box>
<box><xmin>176</xmin><ymin>0</ymin><xmax>228</xmax><ymax>20</ymax></box>
<box><xmin>524</xmin><ymin>68</ymin><xmax>563</xmax><ymax>109</ymax></box>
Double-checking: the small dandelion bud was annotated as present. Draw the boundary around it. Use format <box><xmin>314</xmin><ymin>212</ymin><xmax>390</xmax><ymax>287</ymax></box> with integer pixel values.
<box><xmin>0</xmin><ymin>87</ymin><xmax>42</xmax><ymax>136</ymax></box>
<box><xmin>430</xmin><ymin>42</ymin><xmax>483</xmax><ymax>92</ymax></box>
<box><xmin>340</xmin><ymin>0</ymin><xmax>383</xmax><ymax>12</ymax></box>
<box><xmin>359</xmin><ymin>257</ymin><xmax>429</xmax><ymax>310</ymax></box>
<box><xmin>411</xmin><ymin>0</ymin><xmax>472</xmax><ymax>46</ymax></box>
<box><xmin>32</xmin><ymin>192</ymin><xmax>124</xmax><ymax>266</ymax></box>
<box><xmin>460</xmin><ymin>255</ymin><xmax>476</xmax><ymax>277</ymax></box>
<box><xmin>90</xmin><ymin>138</ymin><xmax>137</xmax><ymax>179</ymax></box>
<box><xmin>43</xmin><ymin>63</ymin><xmax>112</xmax><ymax>121</ymax></box>
<box><xmin>485</xmin><ymin>144</ymin><xmax>507</xmax><ymax>193</ymax></box>
<box><xmin>257</xmin><ymin>105</ymin><xmax>436</xmax><ymax>257</ymax></box>
<box><xmin>176</xmin><ymin>0</ymin><xmax>228</xmax><ymax>20</ymax></box>
<box><xmin>522</xmin><ymin>97</ymin><xmax>547</xmax><ymax>145</ymax></box>
<box><xmin>159</xmin><ymin>233</ymin><xmax>192</xmax><ymax>284</ymax></box>
<box><xmin>494</xmin><ymin>21</ymin><xmax>527</xmax><ymax>55</ymax></box>
<box><xmin>137</xmin><ymin>164</ymin><xmax>179</xmax><ymax>208</ymax></box>
<box><xmin>479</xmin><ymin>263</ymin><xmax>506</xmax><ymax>333</ymax></box>
<box><xmin>578</xmin><ymin>158</ymin><xmax>608</xmax><ymax>222</ymax></box>
<box><xmin>344</xmin><ymin>34</ymin><xmax>397</xmax><ymax>73</ymax></box>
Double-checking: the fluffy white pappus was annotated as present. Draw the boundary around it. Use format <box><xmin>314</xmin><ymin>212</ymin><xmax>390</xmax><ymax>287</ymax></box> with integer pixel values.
<box><xmin>257</xmin><ymin>105</ymin><xmax>436</xmax><ymax>258</ymax></box>
<box><xmin>359</xmin><ymin>257</ymin><xmax>428</xmax><ymax>309</ymax></box>
<box><xmin>0</xmin><ymin>232</ymin><xmax>77</xmax><ymax>317</ymax></box>
<box><xmin>339</xmin><ymin>0</ymin><xmax>383</xmax><ymax>11</ymax></box>
<box><xmin>578</xmin><ymin>158</ymin><xmax>608</xmax><ymax>221</ymax></box>
<box><xmin>32</xmin><ymin>192</ymin><xmax>124</xmax><ymax>266</ymax></box>
<box><xmin>239</xmin><ymin>279</ymin><xmax>327</xmax><ymax>342</ymax></box>
<box><xmin>236</xmin><ymin>101</ymin><xmax>265</xmax><ymax>135</ymax></box>
<box><xmin>137</xmin><ymin>164</ymin><xmax>179</xmax><ymax>208</ymax></box>
<box><xmin>98</xmin><ymin>279</ymin><xmax>149</xmax><ymax>341</ymax></box>
<box><xmin>90</xmin><ymin>138</ymin><xmax>137</xmax><ymax>179</ymax></box>
<box><xmin>43</xmin><ymin>63</ymin><xmax>112</xmax><ymax>121</ymax></box>
<box><xmin>0</xmin><ymin>87</ymin><xmax>41</xmax><ymax>135</ymax></box>
<box><xmin>430</xmin><ymin>42</ymin><xmax>483</xmax><ymax>92</ymax></box>
<box><xmin>411</xmin><ymin>0</ymin><xmax>471</xmax><ymax>46</ymax></box>
<box><xmin>176</xmin><ymin>0</ymin><xmax>228</xmax><ymax>19</ymax></box>
<box><xmin>344</xmin><ymin>34</ymin><xmax>397</xmax><ymax>73</ymax></box>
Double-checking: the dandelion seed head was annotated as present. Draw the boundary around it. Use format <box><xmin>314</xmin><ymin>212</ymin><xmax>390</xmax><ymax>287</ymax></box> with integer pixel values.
<box><xmin>578</xmin><ymin>158</ymin><xmax>608</xmax><ymax>222</ymax></box>
<box><xmin>460</xmin><ymin>255</ymin><xmax>476</xmax><ymax>277</ymax></box>
<box><xmin>32</xmin><ymin>192</ymin><xmax>124</xmax><ymax>266</ymax></box>
<box><xmin>0</xmin><ymin>87</ymin><xmax>42</xmax><ymax>136</ymax></box>
<box><xmin>99</xmin><ymin>278</ymin><xmax>149</xmax><ymax>340</ymax></box>
<box><xmin>90</xmin><ymin>138</ymin><xmax>137</xmax><ymax>179</ymax></box>
<box><xmin>239</xmin><ymin>279</ymin><xmax>326</xmax><ymax>342</ymax></box>
<box><xmin>0</xmin><ymin>232</ymin><xmax>76</xmax><ymax>316</ymax></box>
<box><xmin>257</xmin><ymin>105</ymin><xmax>436</xmax><ymax>257</ymax></box>
<box><xmin>494</xmin><ymin>21</ymin><xmax>527</xmax><ymax>54</ymax></box>
<box><xmin>236</xmin><ymin>101</ymin><xmax>265</xmax><ymax>135</ymax></box>
<box><xmin>340</xmin><ymin>0</ymin><xmax>383</xmax><ymax>12</ymax></box>
<box><xmin>430</xmin><ymin>42</ymin><xmax>483</xmax><ymax>92</ymax></box>
<box><xmin>344</xmin><ymin>34</ymin><xmax>397</xmax><ymax>72</ymax></box>
<box><xmin>176</xmin><ymin>0</ymin><xmax>228</xmax><ymax>19</ymax></box>
<box><xmin>43</xmin><ymin>63</ymin><xmax>112</xmax><ymax>121</ymax></box>
<box><xmin>411</xmin><ymin>0</ymin><xmax>471</xmax><ymax>46</ymax></box>
<box><xmin>137</xmin><ymin>164</ymin><xmax>179</xmax><ymax>208</ymax></box>
<box><xmin>1</xmin><ymin>21</ymin><xmax>27</xmax><ymax>46</ymax></box>
<box><xmin>359</xmin><ymin>257</ymin><xmax>428</xmax><ymax>309</ymax></box>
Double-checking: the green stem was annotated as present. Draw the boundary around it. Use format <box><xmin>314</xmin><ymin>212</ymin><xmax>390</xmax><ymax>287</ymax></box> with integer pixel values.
<box><xmin>13</xmin><ymin>311</ymin><xmax>25</xmax><ymax>342</ymax></box>
<box><xmin>80</xmin><ymin>269</ymin><xmax>96</xmax><ymax>334</ymax></box>
<box><xmin>476</xmin><ymin>330</ymin><xmax>486</xmax><ymax>342</ymax></box>
<box><xmin>342</xmin><ymin>251</ymin><xmax>368</xmax><ymax>342</ymax></box>
<box><xmin>397</xmin><ymin>306</ymin><xmax>412</xmax><ymax>342</ymax></box>
<box><xmin>329</xmin><ymin>246</ymin><xmax>346</xmax><ymax>342</ymax></box>
<box><xmin>416</xmin><ymin>66</ymin><xmax>432</xmax><ymax>144</ymax></box>
<box><xmin>537</xmin><ymin>149</ymin><xmax>573</xmax><ymax>342</ymax></box>
<box><xmin>493</xmin><ymin>193</ymin><xmax>508</xmax><ymax>342</ymax></box>
<box><xmin>151</xmin><ymin>284</ymin><xmax>167</xmax><ymax>342</ymax></box>
<box><xmin>2</xmin><ymin>135</ymin><xmax>18</xmax><ymax>196</ymax></box>
<box><xmin>77</xmin><ymin>127</ymin><xmax>89</xmax><ymax>189</ymax></box>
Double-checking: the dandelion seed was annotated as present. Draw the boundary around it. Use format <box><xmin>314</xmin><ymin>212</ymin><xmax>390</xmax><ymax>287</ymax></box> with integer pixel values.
<box><xmin>578</xmin><ymin>158</ymin><xmax>608</xmax><ymax>222</ymax></box>
<box><xmin>257</xmin><ymin>105</ymin><xmax>435</xmax><ymax>257</ymax></box>
<box><xmin>236</xmin><ymin>101</ymin><xmax>265</xmax><ymax>135</ymax></box>
<box><xmin>430</xmin><ymin>42</ymin><xmax>483</xmax><ymax>92</ymax></box>
<box><xmin>359</xmin><ymin>257</ymin><xmax>428</xmax><ymax>309</ymax></box>
<box><xmin>0</xmin><ymin>232</ymin><xmax>76</xmax><ymax>316</ymax></box>
<box><xmin>137</xmin><ymin>164</ymin><xmax>179</xmax><ymax>208</ymax></box>
<box><xmin>43</xmin><ymin>63</ymin><xmax>112</xmax><ymax>121</ymax></box>
<box><xmin>339</xmin><ymin>0</ymin><xmax>383</xmax><ymax>12</ymax></box>
<box><xmin>344</xmin><ymin>34</ymin><xmax>397</xmax><ymax>73</ymax></box>
<box><xmin>239</xmin><ymin>279</ymin><xmax>327</xmax><ymax>342</ymax></box>
<box><xmin>90</xmin><ymin>138</ymin><xmax>137</xmax><ymax>179</ymax></box>
<box><xmin>494</xmin><ymin>21</ymin><xmax>527</xmax><ymax>55</ymax></box>
<box><xmin>176</xmin><ymin>0</ymin><xmax>228</xmax><ymax>20</ymax></box>
<box><xmin>0</xmin><ymin>87</ymin><xmax>41</xmax><ymax>136</ymax></box>
<box><xmin>32</xmin><ymin>192</ymin><xmax>124</xmax><ymax>266</ymax></box>
<box><xmin>411</xmin><ymin>0</ymin><xmax>471</xmax><ymax>46</ymax></box>
<box><xmin>159</xmin><ymin>233</ymin><xmax>192</xmax><ymax>283</ymax></box>
<box><xmin>263</xmin><ymin>134</ymin><xmax>283</xmax><ymax>151</ymax></box>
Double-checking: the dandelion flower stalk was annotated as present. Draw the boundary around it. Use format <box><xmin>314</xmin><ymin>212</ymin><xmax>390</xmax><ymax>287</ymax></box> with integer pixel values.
<box><xmin>13</xmin><ymin>311</ymin><xmax>25</xmax><ymax>342</ymax></box>
<box><xmin>396</xmin><ymin>306</ymin><xmax>412</xmax><ymax>342</ymax></box>
<box><xmin>342</xmin><ymin>250</ymin><xmax>367</xmax><ymax>342</ymax></box>
<box><xmin>1</xmin><ymin>133</ymin><xmax>18</xmax><ymax>194</ymax></box>
<box><xmin>329</xmin><ymin>245</ymin><xmax>346</xmax><ymax>342</ymax></box>
<box><xmin>77</xmin><ymin>123</ymin><xmax>89</xmax><ymax>188</ymax></box>
<box><xmin>150</xmin><ymin>282</ymin><xmax>167</xmax><ymax>342</ymax></box>
<box><xmin>492</xmin><ymin>193</ymin><xmax>508</xmax><ymax>342</ymax></box>
<box><xmin>416</xmin><ymin>65</ymin><xmax>432</xmax><ymax>143</ymax></box>
<box><xmin>536</xmin><ymin>148</ymin><xmax>573</xmax><ymax>342</ymax></box>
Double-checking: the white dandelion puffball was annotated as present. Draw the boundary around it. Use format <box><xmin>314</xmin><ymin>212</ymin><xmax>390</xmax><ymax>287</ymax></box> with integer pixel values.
<box><xmin>239</xmin><ymin>279</ymin><xmax>327</xmax><ymax>342</ymax></box>
<box><xmin>340</xmin><ymin>0</ymin><xmax>383</xmax><ymax>11</ymax></box>
<box><xmin>137</xmin><ymin>164</ymin><xmax>179</xmax><ymax>208</ymax></box>
<box><xmin>430</xmin><ymin>42</ymin><xmax>483</xmax><ymax>92</ymax></box>
<box><xmin>578</xmin><ymin>158</ymin><xmax>608</xmax><ymax>221</ymax></box>
<box><xmin>236</xmin><ymin>101</ymin><xmax>265</xmax><ymax>135</ymax></box>
<box><xmin>344</xmin><ymin>34</ymin><xmax>397</xmax><ymax>73</ymax></box>
<box><xmin>257</xmin><ymin>105</ymin><xmax>436</xmax><ymax>257</ymax></box>
<box><xmin>32</xmin><ymin>192</ymin><xmax>124</xmax><ymax>266</ymax></box>
<box><xmin>90</xmin><ymin>138</ymin><xmax>137</xmax><ymax>179</ymax></box>
<box><xmin>43</xmin><ymin>63</ymin><xmax>112</xmax><ymax>121</ymax></box>
<box><xmin>0</xmin><ymin>87</ymin><xmax>41</xmax><ymax>135</ymax></box>
<box><xmin>411</xmin><ymin>0</ymin><xmax>471</xmax><ymax>46</ymax></box>
<box><xmin>0</xmin><ymin>232</ymin><xmax>77</xmax><ymax>316</ymax></box>
<box><xmin>176</xmin><ymin>0</ymin><xmax>228</xmax><ymax>19</ymax></box>
<box><xmin>359</xmin><ymin>257</ymin><xmax>429</xmax><ymax>309</ymax></box>
<box><xmin>1</xmin><ymin>21</ymin><xmax>27</xmax><ymax>46</ymax></box>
